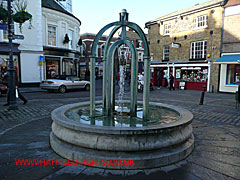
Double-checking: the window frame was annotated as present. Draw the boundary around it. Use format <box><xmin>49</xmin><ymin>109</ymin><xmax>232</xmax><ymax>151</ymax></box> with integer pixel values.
<box><xmin>194</xmin><ymin>15</ymin><xmax>208</xmax><ymax>29</ymax></box>
<box><xmin>164</xmin><ymin>24</ymin><xmax>171</xmax><ymax>35</ymax></box>
<box><xmin>226</xmin><ymin>64</ymin><xmax>240</xmax><ymax>85</ymax></box>
<box><xmin>190</xmin><ymin>40</ymin><xmax>207</xmax><ymax>60</ymax></box>
<box><xmin>68</xmin><ymin>29</ymin><xmax>74</xmax><ymax>49</ymax></box>
<box><xmin>163</xmin><ymin>45</ymin><xmax>170</xmax><ymax>61</ymax></box>
<box><xmin>47</xmin><ymin>24</ymin><xmax>57</xmax><ymax>47</ymax></box>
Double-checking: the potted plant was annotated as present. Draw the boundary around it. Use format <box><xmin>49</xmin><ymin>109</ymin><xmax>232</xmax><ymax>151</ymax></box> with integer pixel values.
<box><xmin>12</xmin><ymin>0</ymin><xmax>32</xmax><ymax>33</ymax></box>
<box><xmin>63</xmin><ymin>34</ymin><xmax>70</xmax><ymax>44</ymax></box>
<box><xmin>0</xmin><ymin>4</ymin><xmax>8</xmax><ymax>23</ymax></box>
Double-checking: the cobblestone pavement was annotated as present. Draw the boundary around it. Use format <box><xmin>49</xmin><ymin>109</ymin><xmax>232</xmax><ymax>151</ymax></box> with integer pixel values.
<box><xmin>0</xmin><ymin>88</ymin><xmax>239</xmax><ymax>179</ymax></box>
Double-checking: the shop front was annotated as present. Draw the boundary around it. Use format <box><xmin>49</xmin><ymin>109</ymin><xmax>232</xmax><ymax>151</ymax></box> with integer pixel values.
<box><xmin>0</xmin><ymin>43</ymin><xmax>21</xmax><ymax>85</ymax></box>
<box><xmin>44</xmin><ymin>56</ymin><xmax>79</xmax><ymax>80</ymax></box>
<box><xmin>151</xmin><ymin>62</ymin><xmax>208</xmax><ymax>91</ymax></box>
<box><xmin>215</xmin><ymin>54</ymin><xmax>240</xmax><ymax>93</ymax></box>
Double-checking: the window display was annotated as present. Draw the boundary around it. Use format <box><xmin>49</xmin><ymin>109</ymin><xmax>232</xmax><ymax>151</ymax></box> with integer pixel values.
<box><xmin>227</xmin><ymin>64</ymin><xmax>240</xmax><ymax>85</ymax></box>
<box><xmin>62</xmin><ymin>59</ymin><xmax>76</xmax><ymax>76</ymax></box>
<box><xmin>179</xmin><ymin>67</ymin><xmax>208</xmax><ymax>82</ymax></box>
<box><xmin>46</xmin><ymin>60</ymin><xmax>59</xmax><ymax>79</ymax></box>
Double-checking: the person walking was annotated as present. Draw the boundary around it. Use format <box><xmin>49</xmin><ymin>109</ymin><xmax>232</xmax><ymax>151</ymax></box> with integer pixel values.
<box><xmin>4</xmin><ymin>85</ymin><xmax>28</xmax><ymax>106</ymax></box>
<box><xmin>157</xmin><ymin>69</ymin><xmax>163</xmax><ymax>89</ymax></box>
<box><xmin>169</xmin><ymin>73</ymin><xmax>175</xmax><ymax>91</ymax></box>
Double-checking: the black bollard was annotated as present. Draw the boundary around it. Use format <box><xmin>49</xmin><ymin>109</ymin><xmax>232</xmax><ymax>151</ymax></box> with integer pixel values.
<box><xmin>199</xmin><ymin>86</ymin><xmax>206</xmax><ymax>105</ymax></box>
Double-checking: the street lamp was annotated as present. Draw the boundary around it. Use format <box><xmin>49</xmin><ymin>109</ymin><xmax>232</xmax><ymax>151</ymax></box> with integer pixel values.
<box><xmin>7</xmin><ymin>0</ymin><xmax>17</xmax><ymax>110</ymax></box>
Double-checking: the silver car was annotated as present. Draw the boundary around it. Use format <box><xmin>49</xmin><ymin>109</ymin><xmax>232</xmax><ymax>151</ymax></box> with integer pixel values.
<box><xmin>41</xmin><ymin>76</ymin><xmax>90</xmax><ymax>93</ymax></box>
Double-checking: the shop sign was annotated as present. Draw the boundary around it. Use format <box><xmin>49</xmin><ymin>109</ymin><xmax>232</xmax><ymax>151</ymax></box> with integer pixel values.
<box><xmin>12</xmin><ymin>35</ymin><xmax>24</xmax><ymax>40</ymax></box>
<box><xmin>179</xmin><ymin>81</ymin><xmax>186</xmax><ymax>90</ymax></box>
<box><xmin>171</xmin><ymin>43</ymin><xmax>181</xmax><ymax>48</ymax></box>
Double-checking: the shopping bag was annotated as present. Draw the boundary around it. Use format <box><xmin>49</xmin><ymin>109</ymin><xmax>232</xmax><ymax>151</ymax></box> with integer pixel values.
<box><xmin>16</xmin><ymin>89</ymin><xmax>19</xmax><ymax>98</ymax></box>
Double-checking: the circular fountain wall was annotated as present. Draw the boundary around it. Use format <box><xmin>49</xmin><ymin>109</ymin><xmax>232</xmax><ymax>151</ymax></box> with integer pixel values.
<box><xmin>50</xmin><ymin>101</ymin><xmax>194</xmax><ymax>170</ymax></box>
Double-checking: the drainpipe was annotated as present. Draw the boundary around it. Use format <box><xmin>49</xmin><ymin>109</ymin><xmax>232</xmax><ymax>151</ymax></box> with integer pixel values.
<box><xmin>207</xmin><ymin>61</ymin><xmax>211</xmax><ymax>92</ymax></box>
<box><xmin>167</xmin><ymin>62</ymin><xmax>170</xmax><ymax>87</ymax></box>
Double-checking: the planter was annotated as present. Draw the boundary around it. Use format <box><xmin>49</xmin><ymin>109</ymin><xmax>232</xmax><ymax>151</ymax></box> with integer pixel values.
<box><xmin>12</xmin><ymin>11</ymin><xmax>32</xmax><ymax>33</ymax></box>
<box><xmin>12</xmin><ymin>11</ymin><xmax>32</xmax><ymax>23</ymax></box>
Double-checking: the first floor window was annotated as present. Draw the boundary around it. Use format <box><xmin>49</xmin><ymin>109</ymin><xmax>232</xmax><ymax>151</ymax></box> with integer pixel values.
<box><xmin>190</xmin><ymin>40</ymin><xmax>207</xmax><ymax>60</ymax></box>
<box><xmin>227</xmin><ymin>64</ymin><xmax>240</xmax><ymax>85</ymax></box>
<box><xmin>48</xmin><ymin>25</ymin><xmax>56</xmax><ymax>46</ymax></box>
<box><xmin>164</xmin><ymin>24</ymin><xmax>171</xmax><ymax>35</ymax></box>
<box><xmin>68</xmin><ymin>30</ymin><xmax>73</xmax><ymax>49</ymax></box>
<box><xmin>163</xmin><ymin>46</ymin><xmax>170</xmax><ymax>61</ymax></box>
<box><xmin>194</xmin><ymin>15</ymin><xmax>208</xmax><ymax>28</ymax></box>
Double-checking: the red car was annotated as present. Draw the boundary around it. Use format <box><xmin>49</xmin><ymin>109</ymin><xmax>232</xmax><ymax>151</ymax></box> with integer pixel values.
<box><xmin>0</xmin><ymin>84</ymin><xmax>8</xmax><ymax>97</ymax></box>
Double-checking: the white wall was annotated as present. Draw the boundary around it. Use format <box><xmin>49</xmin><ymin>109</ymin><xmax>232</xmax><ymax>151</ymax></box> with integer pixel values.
<box><xmin>20</xmin><ymin>53</ymin><xmax>41</xmax><ymax>83</ymax></box>
<box><xmin>17</xmin><ymin>0</ymin><xmax>43</xmax><ymax>83</ymax></box>
<box><xmin>18</xmin><ymin>0</ymin><xmax>43</xmax><ymax>52</ymax></box>
<box><xmin>219</xmin><ymin>64</ymin><xmax>238</xmax><ymax>93</ymax></box>
<box><xmin>42</xmin><ymin>8</ymin><xmax>80</xmax><ymax>51</ymax></box>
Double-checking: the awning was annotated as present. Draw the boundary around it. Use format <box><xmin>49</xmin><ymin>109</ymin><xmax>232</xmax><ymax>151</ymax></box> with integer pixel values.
<box><xmin>215</xmin><ymin>54</ymin><xmax>240</xmax><ymax>64</ymax></box>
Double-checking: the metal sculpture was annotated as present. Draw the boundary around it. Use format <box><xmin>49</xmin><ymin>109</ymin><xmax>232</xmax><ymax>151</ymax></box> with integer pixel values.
<box><xmin>90</xmin><ymin>9</ymin><xmax>150</xmax><ymax>120</ymax></box>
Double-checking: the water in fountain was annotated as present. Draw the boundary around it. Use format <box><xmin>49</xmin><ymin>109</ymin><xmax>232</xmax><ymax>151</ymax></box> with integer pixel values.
<box><xmin>116</xmin><ymin>46</ymin><xmax>129</xmax><ymax>115</ymax></box>
<box><xmin>117</xmin><ymin>65</ymin><xmax>127</xmax><ymax>115</ymax></box>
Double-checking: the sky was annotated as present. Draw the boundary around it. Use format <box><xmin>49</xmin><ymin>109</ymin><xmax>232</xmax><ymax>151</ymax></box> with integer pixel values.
<box><xmin>72</xmin><ymin>0</ymin><xmax>211</xmax><ymax>35</ymax></box>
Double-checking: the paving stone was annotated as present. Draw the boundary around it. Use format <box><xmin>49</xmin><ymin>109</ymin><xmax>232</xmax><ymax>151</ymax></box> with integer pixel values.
<box><xmin>0</xmin><ymin>88</ymin><xmax>239</xmax><ymax>179</ymax></box>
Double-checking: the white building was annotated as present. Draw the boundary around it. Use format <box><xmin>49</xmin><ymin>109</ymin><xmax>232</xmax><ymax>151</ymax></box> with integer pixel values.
<box><xmin>0</xmin><ymin>0</ymin><xmax>81</xmax><ymax>86</ymax></box>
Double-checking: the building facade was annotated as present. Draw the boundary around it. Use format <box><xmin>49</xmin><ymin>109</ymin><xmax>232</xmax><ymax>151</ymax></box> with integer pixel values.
<box><xmin>216</xmin><ymin>0</ymin><xmax>240</xmax><ymax>93</ymax></box>
<box><xmin>146</xmin><ymin>0</ymin><xmax>227</xmax><ymax>92</ymax></box>
<box><xmin>0</xmin><ymin>0</ymin><xmax>81</xmax><ymax>86</ymax></box>
<box><xmin>80</xmin><ymin>31</ymin><xmax>145</xmax><ymax>79</ymax></box>
<box><xmin>42</xmin><ymin>0</ymin><xmax>81</xmax><ymax>81</ymax></box>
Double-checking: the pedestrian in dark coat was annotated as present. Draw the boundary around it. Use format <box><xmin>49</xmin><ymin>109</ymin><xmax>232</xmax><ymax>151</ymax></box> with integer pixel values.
<box><xmin>157</xmin><ymin>70</ymin><xmax>163</xmax><ymax>89</ymax></box>
<box><xmin>169</xmin><ymin>74</ymin><xmax>175</xmax><ymax>91</ymax></box>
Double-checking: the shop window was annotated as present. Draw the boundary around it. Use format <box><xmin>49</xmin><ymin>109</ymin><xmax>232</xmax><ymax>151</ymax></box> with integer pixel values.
<box><xmin>180</xmin><ymin>67</ymin><xmax>208</xmax><ymax>82</ymax></box>
<box><xmin>0</xmin><ymin>56</ymin><xmax>19</xmax><ymax>82</ymax></box>
<box><xmin>62</xmin><ymin>59</ymin><xmax>76</xmax><ymax>76</ymax></box>
<box><xmin>48</xmin><ymin>25</ymin><xmax>57</xmax><ymax>46</ymax></box>
<box><xmin>194</xmin><ymin>15</ymin><xmax>208</xmax><ymax>29</ymax></box>
<box><xmin>46</xmin><ymin>60</ymin><xmax>59</xmax><ymax>79</ymax></box>
<box><xmin>164</xmin><ymin>24</ymin><xmax>171</xmax><ymax>35</ymax></box>
<box><xmin>226</xmin><ymin>64</ymin><xmax>240</xmax><ymax>85</ymax></box>
<box><xmin>190</xmin><ymin>40</ymin><xmax>207</xmax><ymax>60</ymax></box>
<box><xmin>163</xmin><ymin>46</ymin><xmax>170</xmax><ymax>61</ymax></box>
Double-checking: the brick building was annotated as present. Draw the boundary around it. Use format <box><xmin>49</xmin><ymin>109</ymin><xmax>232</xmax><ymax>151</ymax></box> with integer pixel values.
<box><xmin>79</xmin><ymin>31</ymin><xmax>145</xmax><ymax>79</ymax></box>
<box><xmin>146</xmin><ymin>0</ymin><xmax>228</xmax><ymax>92</ymax></box>
<box><xmin>215</xmin><ymin>0</ymin><xmax>240</xmax><ymax>93</ymax></box>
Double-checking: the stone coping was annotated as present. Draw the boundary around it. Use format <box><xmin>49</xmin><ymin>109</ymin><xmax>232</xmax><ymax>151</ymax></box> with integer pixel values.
<box><xmin>51</xmin><ymin>101</ymin><xmax>193</xmax><ymax>135</ymax></box>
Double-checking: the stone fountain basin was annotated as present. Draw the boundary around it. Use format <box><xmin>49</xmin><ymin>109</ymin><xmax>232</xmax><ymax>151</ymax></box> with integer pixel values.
<box><xmin>50</xmin><ymin>101</ymin><xmax>194</xmax><ymax>170</ymax></box>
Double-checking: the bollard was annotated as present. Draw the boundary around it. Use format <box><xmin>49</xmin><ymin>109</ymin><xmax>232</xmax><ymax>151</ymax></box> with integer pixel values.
<box><xmin>199</xmin><ymin>86</ymin><xmax>206</xmax><ymax>105</ymax></box>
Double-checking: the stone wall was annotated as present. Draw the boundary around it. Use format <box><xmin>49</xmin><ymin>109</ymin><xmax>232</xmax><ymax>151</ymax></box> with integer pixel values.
<box><xmin>147</xmin><ymin>6</ymin><xmax>223</xmax><ymax>92</ymax></box>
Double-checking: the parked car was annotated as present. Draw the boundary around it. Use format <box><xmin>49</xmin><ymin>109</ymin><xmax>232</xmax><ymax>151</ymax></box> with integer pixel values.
<box><xmin>41</xmin><ymin>76</ymin><xmax>90</xmax><ymax>93</ymax></box>
<box><xmin>0</xmin><ymin>84</ymin><xmax>8</xmax><ymax>96</ymax></box>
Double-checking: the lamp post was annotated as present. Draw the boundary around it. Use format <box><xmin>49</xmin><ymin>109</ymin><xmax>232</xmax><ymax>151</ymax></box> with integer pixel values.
<box><xmin>7</xmin><ymin>0</ymin><xmax>18</xmax><ymax>110</ymax></box>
